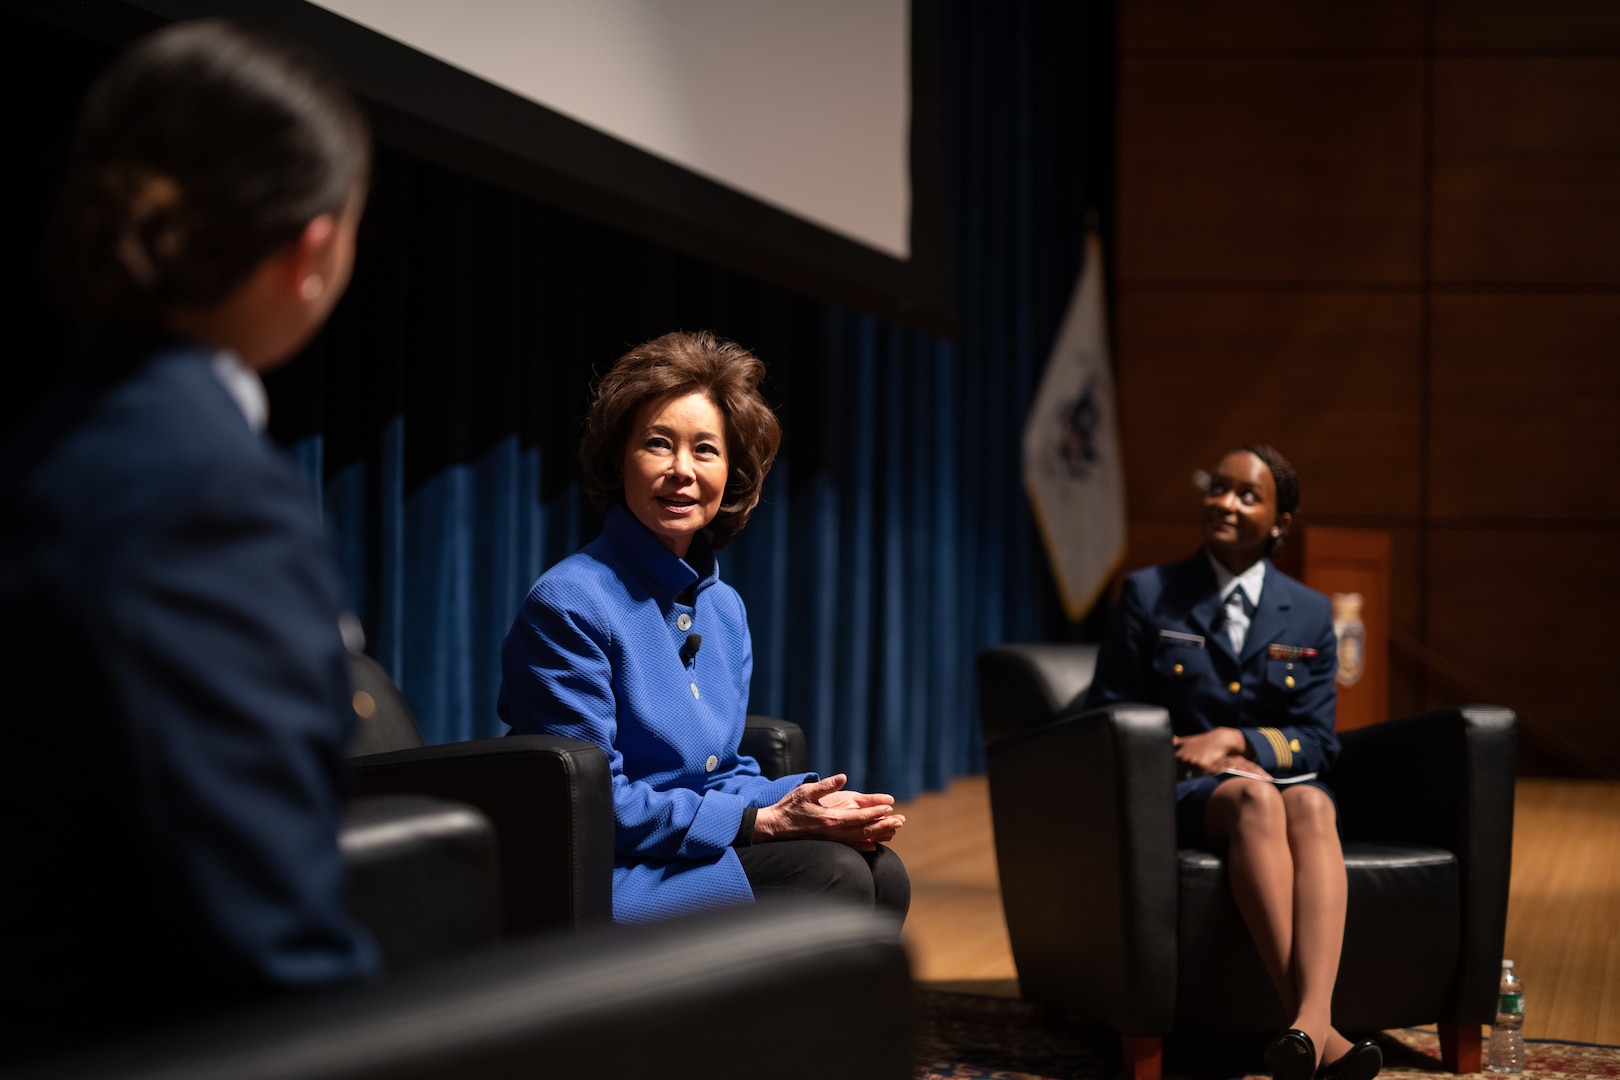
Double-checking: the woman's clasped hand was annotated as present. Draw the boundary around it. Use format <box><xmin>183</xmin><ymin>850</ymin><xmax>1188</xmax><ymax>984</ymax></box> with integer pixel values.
<box><xmin>1171</xmin><ymin>728</ymin><xmax>1267</xmax><ymax>780</ymax></box>
<box><xmin>753</xmin><ymin>774</ymin><xmax>906</xmax><ymax>851</ymax></box>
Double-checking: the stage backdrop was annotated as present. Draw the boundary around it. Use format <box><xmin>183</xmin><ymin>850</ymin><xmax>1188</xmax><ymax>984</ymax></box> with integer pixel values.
<box><xmin>3</xmin><ymin>0</ymin><xmax>1097</xmax><ymax>799</ymax></box>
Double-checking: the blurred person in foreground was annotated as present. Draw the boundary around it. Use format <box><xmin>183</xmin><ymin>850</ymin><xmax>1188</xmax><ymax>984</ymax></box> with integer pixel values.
<box><xmin>498</xmin><ymin>331</ymin><xmax>910</xmax><ymax>926</ymax></box>
<box><xmin>0</xmin><ymin>19</ymin><xmax>380</xmax><ymax>1059</ymax></box>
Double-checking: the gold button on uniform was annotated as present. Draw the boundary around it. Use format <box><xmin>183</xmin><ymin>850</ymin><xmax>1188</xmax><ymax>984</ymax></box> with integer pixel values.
<box><xmin>352</xmin><ymin>691</ymin><xmax>376</xmax><ymax>718</ymax></box>
<box><xmin>1285</xmin><ymin>675</ymin><xmax>1296</xmax><ymax>688</ymax></box>
<box><xmin>677</xmin><ymin>613</ymin><xmax>692</xmax><ymax>631</ymax></box>
<box><xmin>705</xmin><ymin>754</ymin><xmax>718</xmax><ymax>773</ymax></box>
<box><xmin>1228</xmin><ymin>681</ymin><xmax>1241</xmax><ymax>694</ymax></box>
<box><xmin>1173</xmin><ymin>663</ymin><xmax>1184</xmax><ymax>675</ymax></box>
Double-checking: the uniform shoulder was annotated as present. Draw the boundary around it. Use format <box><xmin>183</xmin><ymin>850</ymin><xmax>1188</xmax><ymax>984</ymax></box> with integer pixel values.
<box><xmin>33</xmin><ymin>353</ymin><xmax>269</xmax><ymax>503</ymax></box>
<box><xmin>11</xmin><ymin>358</ymin><xmax>310</xmax><ymax>574</ymax></box>
<box><xmin>1122</xmin><ymin>553</ymin><xmax>1206</xmax><ymax>602</ymax></box>
<box><xmin>109</xmin><ymin>350</ymin><xmax>266</xmax><ymax>459</ymax></box>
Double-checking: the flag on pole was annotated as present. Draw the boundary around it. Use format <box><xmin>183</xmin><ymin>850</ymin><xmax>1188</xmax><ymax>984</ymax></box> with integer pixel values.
<box><xmin>1023</xmin><ymin>230</ymin><xmax>1127</xmax><ymax>620</ymax></box>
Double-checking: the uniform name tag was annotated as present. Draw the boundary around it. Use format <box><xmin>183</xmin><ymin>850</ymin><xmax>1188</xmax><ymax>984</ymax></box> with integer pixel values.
<box><xmin>1267</xmin><ymin>643</ymin><xmax>1319</xmax><ymax>661</ymax></box>
<box><xmin>1157</xmin><ymin>629</ymin><xmax>1205</xmax><ymax>649</ymax></box>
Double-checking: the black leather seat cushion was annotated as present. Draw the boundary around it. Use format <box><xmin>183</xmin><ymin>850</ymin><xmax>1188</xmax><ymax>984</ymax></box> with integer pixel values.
<box><xmin>1174</xmin><ymin>843</ymin><xmax>1459</xmax><ymax>1032</ymax></box>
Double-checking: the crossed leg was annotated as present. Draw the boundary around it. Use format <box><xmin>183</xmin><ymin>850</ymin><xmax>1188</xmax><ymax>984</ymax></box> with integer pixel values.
<box><xmin>1205</xmin><ymin>778</ymin><xmax>1351</xmax><ymax>1068</ymax></box>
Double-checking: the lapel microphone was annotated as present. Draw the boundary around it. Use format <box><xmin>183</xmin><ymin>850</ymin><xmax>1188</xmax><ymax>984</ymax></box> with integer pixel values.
<box><xmin>680</xmin><ymin>633</ymin><xmax>702</xmax><ymax>665</ymax></box>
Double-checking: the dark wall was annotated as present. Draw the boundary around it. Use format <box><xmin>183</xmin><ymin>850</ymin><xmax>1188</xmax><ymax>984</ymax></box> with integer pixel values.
<box><xmin>1111</xmin><ymin>0</ymin><xmax>1620</xmax><ymax>777</ymax></box>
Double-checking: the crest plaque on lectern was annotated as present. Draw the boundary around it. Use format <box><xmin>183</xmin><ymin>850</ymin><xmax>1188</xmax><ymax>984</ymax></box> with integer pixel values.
<box><xmin>1332</xmin><ymin>592</ymin><xmax>1365</xmax><ymax>688</ymax></box>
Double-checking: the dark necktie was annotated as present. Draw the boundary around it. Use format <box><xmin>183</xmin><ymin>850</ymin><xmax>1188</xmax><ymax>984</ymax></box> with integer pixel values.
<box><xmin>1224</xmin><ymin>585</ymin><xmax>1253</xmax><ymax>653</ymax></box>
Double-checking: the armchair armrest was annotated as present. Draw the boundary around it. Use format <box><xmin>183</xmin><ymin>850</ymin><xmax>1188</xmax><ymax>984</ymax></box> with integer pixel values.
<box><xmin>11</xmin><ymin>902</ymin><xmax>914</xmax><ymax>1080</ymax></box>
<box><xmin>742</xmin><ymin>715</ymin><xmax>809</xmax><ymax>779</ymax></box>
<box><xmin>349</xmin><ymin>735</ymin><xmax>613</xmax><ymax>936</ymax></box>
<box><xmin>985</xmin><ymin>701</ymin><xmax>1178</xmax><ymax>1033</ymax></box>
<box><xmin>1334</xmin><ymin>706</ymin><xmax>1517</xmax><ymax>1024</ymax></box>
<box><xmin>342</xmin><ymin>795</ymin><xmax>501</xmax><ymax>972</ymax></box>
<box><xmin>977</xmin><ymin>644</ymin><xmax>1099</xmax><ymax>747</ymax></box>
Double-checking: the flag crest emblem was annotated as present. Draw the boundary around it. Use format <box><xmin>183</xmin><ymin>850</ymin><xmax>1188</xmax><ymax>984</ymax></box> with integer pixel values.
<box><xmin>1023</xmin><ymin>232</ymin><xmax>1127</xmax><ymax>620</ymax></box>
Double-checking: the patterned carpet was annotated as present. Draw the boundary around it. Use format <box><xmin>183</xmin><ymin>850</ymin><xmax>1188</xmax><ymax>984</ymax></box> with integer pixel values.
<box><xmin>914</xmin><ymin>990</ymin><xmax>1620</xmax><ymax>1080</ymax></box>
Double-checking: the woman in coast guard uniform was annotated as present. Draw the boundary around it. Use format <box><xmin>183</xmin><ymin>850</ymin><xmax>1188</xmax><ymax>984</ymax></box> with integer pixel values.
<box><xmin>1086</xmin><ymin>445</ymin><xmax>1380</xmax><ymax>1080</ymax></box>
<box><xmin>0</xmin><ymin>22</ymin><xmax>379</xmax><ymax>1059</ymax></box>
<box><xmin>499</xmin><ymin>332</ymin><xmax>909</xmax><ymax>926</ymax></box>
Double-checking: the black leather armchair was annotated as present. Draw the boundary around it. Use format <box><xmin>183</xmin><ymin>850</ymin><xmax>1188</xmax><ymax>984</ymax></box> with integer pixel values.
<box><xmin>742</xmin><ymin>714</ymin><xmax>811</xmax><ymax>779</ymax></box>
<box><xmin>10</xmin><ymin>902</ymin><xmax>915</xmax><ymax>1080</ymax></box>
<box><xmin>344</xmin><ymin>655</ymin><xmax>812</xmax><ymax>937</ymax></box>
<box><xmin>345</xmin><ymin>653</ymin><xmax>613</xmax><ymax>936</ymax></box>
<box><xmin>977</xmin><ymin>643</ymin><xmax>1516</xmax><ymax>1080</ymax></box>
<box><xmin>11</xmin><ymin>711</ymin><xmax>898</xmax><ymax>1079</ymax></box>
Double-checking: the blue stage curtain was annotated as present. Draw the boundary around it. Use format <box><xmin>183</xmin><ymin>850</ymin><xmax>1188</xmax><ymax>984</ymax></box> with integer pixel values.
<box><xmin>263</xmin><ymin>0</ymin><xmax>1091</xmax><ymax>799</ymax></box>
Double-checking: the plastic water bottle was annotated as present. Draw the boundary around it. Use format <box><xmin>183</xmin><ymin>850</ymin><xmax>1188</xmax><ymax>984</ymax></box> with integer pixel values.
<box><xmin>1486</xmin><ymin>959</ymin><xmax>1525</xmax><ymax>1074</ymax></box>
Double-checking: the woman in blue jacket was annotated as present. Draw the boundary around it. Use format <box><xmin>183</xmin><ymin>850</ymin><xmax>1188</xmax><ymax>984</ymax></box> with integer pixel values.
<box><xmin>1086</xmin><ymin>446</ymin><xmax>1379</xmax><ymax>1080</ymax></box>
<box><xmin>499</xmin><ymin>331</ymin><xmax>909</xmax><ymax>926</ymax></box>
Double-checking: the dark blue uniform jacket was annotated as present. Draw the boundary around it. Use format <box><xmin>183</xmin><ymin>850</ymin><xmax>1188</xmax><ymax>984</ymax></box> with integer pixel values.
<box><xmin>0</xmin><ymin>338</ymin><xmax>379</xmax><ymax>1057</ymax></box>
<box><xmin>1085</xmin><ymin>550</ymin><xmax>1341</xmax><ymax>780</ymax></box>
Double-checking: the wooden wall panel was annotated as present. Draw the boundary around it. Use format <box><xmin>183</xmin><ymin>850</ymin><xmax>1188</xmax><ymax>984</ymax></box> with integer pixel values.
<box><xmin>1111</xmin><ymin>0</ymin><xmax>1620</xmax><ymax>772</ymax></box>
<box><xmin>1432</xmin><ymin>59</ymin><xmax>1620</xmax><ymax>285</ymax></box>
<box><xmin>1383</xmin><ymin>526</ymin><xmax>1427</xmax><ymax>719</ymax></box>
<box><xmin>1122</xmin><ymin>0</ymin><xmax>1423</xmax><ymax>51</ymax></box>
<box><xmin>1123</xmin><ymin>519</ymin><xmax>1204</xmax><ymax>579</ymax></box>
<box><xmin>1426</xmin><ymin>529</ymin><xmax>1620</xmax><ymax>773</ymax></box>
<box><xmin>1429</xmin><ymin>293</ymin><xmax>1620</xmax><ymax>521</ymax></box>
<box><xmin>1117</xmin><ymin>57</ymin><xmax>1424</xmax><ymax>283</ymax></box>
<box><xmin>1435</xmin><ymin>0</ymin><xmax>1620</xmax><ymax>51</ymax></box>
<box><xmin>1115</xmin><ymin>290</ymin><xmax>1424</xmax><ymax>518</ymax></box>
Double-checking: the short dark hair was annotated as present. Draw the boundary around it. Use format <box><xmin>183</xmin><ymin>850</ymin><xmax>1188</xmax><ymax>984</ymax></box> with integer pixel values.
<box><xmin>49</xmin><ymin>19</ymin><xmax>371</xmax><ymax>325</ymax></box>
<box><xmin>1241</xmin><ymin>443</ymin><xmax>1300</xmax><ymax>556</ymax></box>
<box><xmin>580</xmin><ymin>331</ymin><xmax>781</xmax><ymax>550</ymax></box>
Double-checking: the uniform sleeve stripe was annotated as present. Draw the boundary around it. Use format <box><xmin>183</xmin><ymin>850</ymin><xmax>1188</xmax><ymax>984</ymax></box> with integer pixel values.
<box><xmin>1259</xmin><ymin>727</ymin><xmax>1292</xmax><ymax>770</ymax></box>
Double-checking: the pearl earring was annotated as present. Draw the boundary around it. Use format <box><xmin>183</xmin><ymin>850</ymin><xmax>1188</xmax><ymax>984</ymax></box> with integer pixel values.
<box><xmin>300</xmin><ymin>274</ymin><xmax>325</xmax><ymax>300</ymax></box>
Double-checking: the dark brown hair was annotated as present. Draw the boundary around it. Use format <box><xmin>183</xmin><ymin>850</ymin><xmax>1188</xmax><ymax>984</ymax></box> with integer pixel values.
<box><xmin>580</xmin><ymin>331</ymin><xmax>781</xmax><ymax>550</ymax></box>
<box><xmin>48</xmin><ymin>19</ymin><xmax>371</xmax><ymax>325</ymax></box>
<box><xmin>1241</xmin><ymin>443</ymin><xmax>1300</xmax><ymax>556</ymax></box>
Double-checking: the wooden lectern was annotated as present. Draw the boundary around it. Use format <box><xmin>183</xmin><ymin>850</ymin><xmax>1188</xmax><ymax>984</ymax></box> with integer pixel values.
<box><xmin>1300</xmin><ymin>526</ymin><xmax>1392</xmax><ymax>732</ymax></box>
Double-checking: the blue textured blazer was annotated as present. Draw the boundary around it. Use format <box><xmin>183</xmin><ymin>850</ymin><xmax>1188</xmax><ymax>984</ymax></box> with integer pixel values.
<box><xmin>499</xmin><ymin>504</ymin><xmax>815</xmax><ymax>924</ymax></box>
<box><xmin>1085</xmin><ymin>550</ymin><xmax>1340</xmax><ymax>777</ymax></box>
<box><xmin>0</xmin><ymin>337</ymin><xmax>380</xmax><ymax>1054</ymax></box>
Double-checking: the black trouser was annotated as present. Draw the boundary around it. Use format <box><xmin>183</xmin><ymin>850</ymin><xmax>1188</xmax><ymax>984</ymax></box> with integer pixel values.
<box><xmin>736</xmin><ymin>840</ymin><xmax>910</xmax><ymax>923</ymax></box>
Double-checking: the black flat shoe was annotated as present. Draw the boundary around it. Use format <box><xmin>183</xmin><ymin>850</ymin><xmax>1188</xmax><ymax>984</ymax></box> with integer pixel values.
<box><xmin>1264</xmin><ymin>1028</ymin><xmax>1317</xmax><ymax>1080</ymax></box>
<box><xmin>1316</xmin><ymin>1039</ymin><xmax>1382</xmax><ymax>1080</ymax></box>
